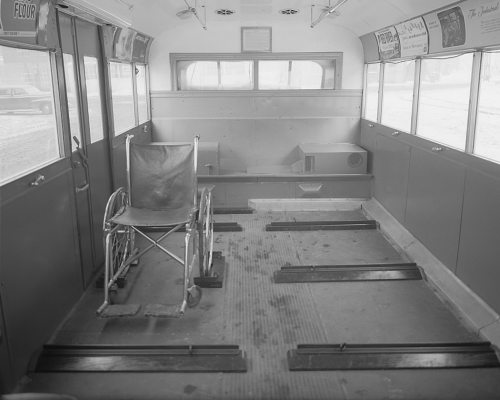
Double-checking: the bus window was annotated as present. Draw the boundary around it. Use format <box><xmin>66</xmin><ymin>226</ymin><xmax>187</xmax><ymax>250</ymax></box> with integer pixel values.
<box><xmin>364</xmin><ymin>63</ymin><xmax>380</xmax><ymax>121</ymax></box>
<box><xmin>474</xmin><ymin>51</ymin><xmax>500</xmax><ymax>163</ymax></box>
<box><xmin>381</xmin><ymin>60</ymin><xmax>415</xmax><ymax>133</ymax></box>
<box><xmin>179</xmin><ymin>60</ymin><xmax>253</xmax><ymax>90</ymax></box>
<box><xmin>0</xmin><ymin>45</ymin><xmax>59</xmax><ymax>184</ymax></box>
<box><xmin>136</xmin><ymin>64</ymin><xmax>148</xmax><ymax>123</ymax></box>
<box><xmin>63</xmin><ymin>53</ymin><xmax>82</xmax><ymax>153</ymax></box>
<box><xmin>110</xmin><ymin>62</ymin><xmax>135</xmax><ymax>134</ymax></box>
<box><xmin>258</xmin><ymin>60</ymin><xmax>324</xmax><ymax>89</ymax></box>
<box><xmin>83</xmin><ymin>56</ymin><xmax>104</xmax><ymax>143</ymax></box>
<box><xmin>174</xmin><ymin>54</ymin><xmax>341</xmax><ymax>91</ymax></box>
<box><xmin>417</xmin><ymin>53</ymin><xmax>473</xmax><ymax>150</ymax></box>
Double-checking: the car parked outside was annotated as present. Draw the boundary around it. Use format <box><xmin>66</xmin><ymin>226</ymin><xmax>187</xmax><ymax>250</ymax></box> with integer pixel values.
<box><xmin>0</xmin><ymin>84</ymin><xmax>53</xmax><ymax>114</ymax></box>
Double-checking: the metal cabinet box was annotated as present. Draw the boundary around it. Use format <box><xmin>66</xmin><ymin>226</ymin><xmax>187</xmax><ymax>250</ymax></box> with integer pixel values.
<box><xmin>298</xmin><ymin>143</ymin><xmax>367</xmax><ymax>174</ymax></box>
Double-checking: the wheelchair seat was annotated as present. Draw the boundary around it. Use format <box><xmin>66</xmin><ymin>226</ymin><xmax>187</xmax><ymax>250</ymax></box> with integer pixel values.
<box><xmin>110</xmin><ymin>205</ymin><xmax>195</xmax><ymax>227</ymax></box>
<box><xmin>97</xmin><ymin>136</ymin><xmax>215</xmax><ymax>318</ymax></box>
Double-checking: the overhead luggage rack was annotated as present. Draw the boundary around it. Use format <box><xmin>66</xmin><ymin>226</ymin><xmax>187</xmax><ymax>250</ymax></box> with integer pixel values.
<box><xmin>265</xmin><ymin>219</ymin><xmax>378</xmax><ymax>231</ymax></box>
<box><xmin>287</xmin><ymin>342</ymin><xmax>500</xmax><ymax>371</ymax></box>
<box><xmin>30</xmin><ymin>344</ymin><xmax>247</xmax><ymax>373</ymax></box>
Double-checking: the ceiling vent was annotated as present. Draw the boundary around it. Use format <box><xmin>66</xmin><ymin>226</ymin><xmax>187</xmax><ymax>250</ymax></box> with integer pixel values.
<box><xmin>279</xmin><ymin>9</ymin><xmax>299</xmax><ymax>15</ymax></box>
<box><xmin>214</xmin><ymin>9</ymin><xmax>235</xmax><ymax>16</ymax></box>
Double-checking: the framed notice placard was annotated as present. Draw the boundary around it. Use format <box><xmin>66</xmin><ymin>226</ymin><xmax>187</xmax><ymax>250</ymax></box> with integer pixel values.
<box><xmin>241</xmin><ymin>27</ymin><xmax>272</xmax><ymax>52</ymax></box>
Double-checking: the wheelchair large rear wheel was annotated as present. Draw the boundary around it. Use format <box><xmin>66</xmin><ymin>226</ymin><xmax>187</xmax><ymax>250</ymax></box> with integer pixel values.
<box><xmin>103</xmin><ymin>188</ymin><xmax>132</xmax><ymax>281</ymax></box>
<box><xmin>198</xmin><ymin>188</ymin><xmax>214</xmax><ymax>277</ymax></box>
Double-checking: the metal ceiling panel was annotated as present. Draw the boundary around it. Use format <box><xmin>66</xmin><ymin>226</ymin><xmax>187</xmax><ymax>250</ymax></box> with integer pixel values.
<box><xmin>97</xmin><ymin>0</ymin><xmax>467</xmax><ymax>38</ymax></box>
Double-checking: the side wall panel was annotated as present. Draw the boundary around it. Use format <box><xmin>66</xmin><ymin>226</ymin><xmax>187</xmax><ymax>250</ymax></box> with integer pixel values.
<box><xmin>361</xmin><ymin>120</ymin><xmax>500</xmax><ymax>315</ymax></box>
<box><xmin>456</xmin><ymin>170</ymin><xmax>500</xmax><ymax>312</ymax></box>
<box><xmin>372</xmin><ymin>135</ymin><xmax>411</xmax><ymax>224</ymax></box>
<box><xmin>0</xmin><ymin>170</ymin><xmax>83</xmax><ymax>385</ymax></box>
<box><xmin>405</xmin><ymin>147</ymin><xmax>465</xmax><ymax>272</ymax></box>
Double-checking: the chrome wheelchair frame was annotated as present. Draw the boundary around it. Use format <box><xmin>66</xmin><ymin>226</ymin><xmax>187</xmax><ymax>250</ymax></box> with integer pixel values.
<box><xmin>96</xmin><ymin>135</ymin><xmax>214</xmax><ymax>318</ymax></box>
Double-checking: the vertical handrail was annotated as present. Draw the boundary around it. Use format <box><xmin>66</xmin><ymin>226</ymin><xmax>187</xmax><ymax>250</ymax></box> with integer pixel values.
<box><xmin>194</xmin><ymin>135</ymin><xmax>199</xmax><ymax>207</ymax></box>
<box><xmin>126</xmin><ymin>134</ymin><xmax>134</xmax><ymax>206</ymax></box>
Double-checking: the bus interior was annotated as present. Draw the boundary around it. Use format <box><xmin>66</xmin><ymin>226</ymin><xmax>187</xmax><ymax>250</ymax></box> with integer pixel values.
<box><xmin>0</xmin><ymin>0</ymin><xmax>500</xmax><ymax>399</ymax></box>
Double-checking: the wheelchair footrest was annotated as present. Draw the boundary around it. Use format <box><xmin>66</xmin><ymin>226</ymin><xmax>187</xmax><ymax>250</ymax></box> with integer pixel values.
<box><xmin>98</xmin><ymin>304</ymin><xmax>141</xmax><ymax>318</ymax></box>
<box><xmin>144</xmin><ymin>304</ymin><xmax>183</xmax><ymax>318</ymax></box>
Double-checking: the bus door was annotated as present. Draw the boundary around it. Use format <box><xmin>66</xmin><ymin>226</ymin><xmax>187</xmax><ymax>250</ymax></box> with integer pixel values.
<box><xmin>59</xmin><ymin>13</ymin><xmax>113</xmax><ymax>288</ymax></box>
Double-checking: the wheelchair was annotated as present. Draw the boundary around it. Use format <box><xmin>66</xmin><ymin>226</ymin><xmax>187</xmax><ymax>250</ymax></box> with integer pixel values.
<box><xmin>96</xmin><ymin>135</ymin><xmax>214</xmax><ymax>318</ymax></box>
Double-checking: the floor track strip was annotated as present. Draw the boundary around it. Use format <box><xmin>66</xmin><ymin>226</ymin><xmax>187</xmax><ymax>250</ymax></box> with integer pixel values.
<box><xmin>30</xmin><ymin>344</ymin><xmax>247</xmax><ymax>373</ymax></box>
<box><xmin>274</xmin><ymin>262</ymin><xmax>423</xmax><ymax>283</ymax></box>
<box><xmin>265</xmin><ymin>220</ymin><xmax>378</xmax><ymax>231</ymax></box>
<box><xmin>287</xmin><ymin>342</ymin><xmax>500</xmax><ymax>370</ymax></box>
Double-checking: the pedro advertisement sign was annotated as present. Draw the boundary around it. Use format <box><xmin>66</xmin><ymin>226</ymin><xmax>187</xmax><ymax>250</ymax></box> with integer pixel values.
<box><xmin>375</xmin><ymin>17</ymin><xmax>429</xmax><ymax>60</ymax></box>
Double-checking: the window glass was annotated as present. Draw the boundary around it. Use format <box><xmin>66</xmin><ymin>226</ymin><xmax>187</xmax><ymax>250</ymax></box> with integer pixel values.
<box><xmin>417</xmin><ymin>54</ymin><xmax>473</xmax><ymax>150</ymax></box>
<box><xmin>173</xmin><ymin>54</ymin><xmax>341</xmax><ymax>91</ymax></box>
<box><xmin>84</xmin><ymin>56</ymin><xmax>104</xmax><ymax>143</ymax></box>
<box><xmin>63</xmin><ymin>54</ymin><xmax>82</xmax><ymax>153</ymax></box>
<box><xmin>259</xmin><ymin>60</ymin><xmax>324</xmax><ymax>89</ymax></box>
<box><xmin>381</xmin><ymin>61</ymin><xmax>415</xmax><ymax>132</ymax></box>
<box><xmin>110</xmin><ymin>62</ymin><xmax>135</xmax><ymax>134</ymax></box>
<box><xmin>135</xmin><ymin>64</ymin><xmax>148</xmax><ymax>123</ymax></box>
<box><xmin>0</xmin><ymin>45</ymin><xmax>59</xmax><ymax>184</ymax></box>
<box><xmin>474</xmin><ymin>51</ymin><xmax>500</xmax><ymax>163</ymax></box>
<box><xmin>364</xmin><ymin>63</ymin><xmax>380</xmax><ymax>121</ymax></box>
<box><xmin>219</xmin><ymin>61</ymin><xmax>253</xmax><ymax>89</ymax></box>
<box><xmin>178</xmin><ymin>60</ymin><xmax>253</xmax><ymax>90</ymax></box>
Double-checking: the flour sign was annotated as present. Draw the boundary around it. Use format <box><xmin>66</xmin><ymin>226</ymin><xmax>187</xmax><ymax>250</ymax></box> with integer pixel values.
<box><xmin>0</xmin><ymin>0</ymin><xmax>41</xmax><ymax>38</ymax></box>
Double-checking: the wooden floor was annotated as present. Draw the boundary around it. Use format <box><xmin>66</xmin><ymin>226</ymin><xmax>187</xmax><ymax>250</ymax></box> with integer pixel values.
<box><xmin>24</xmin><ymin>209</ymin><xmax>500</xmax><ymax>399</ymax></box>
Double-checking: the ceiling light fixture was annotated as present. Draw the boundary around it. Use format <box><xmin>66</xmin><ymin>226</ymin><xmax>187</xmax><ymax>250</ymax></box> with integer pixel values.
<box><xmin>215</xmin><ymin>9</ymin><xmax>235</xmax><ymax>16</ymax></box>
<box><xmin>279</xmin><ymin>9</ymin><xmax>299</xmax><ymax>15</ymax></box>
<box><xmin>178</xmin><ymin>0</ymin><xmax>207</xmax><ymax>30</ymax></box>
<box><xmin>311</xmin><ymin>0</ymin><xmax>348</xmax><ymax>28</ymax></box>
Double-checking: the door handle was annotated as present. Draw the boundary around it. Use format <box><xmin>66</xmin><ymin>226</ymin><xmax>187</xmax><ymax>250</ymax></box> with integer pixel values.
<box><xmin>76</xmin><ymin>181</ymin><xmax>89</xmax><ymax>193</ymax></box>
<box><xmin>30</xmin><ymin>174</ymin><xmax>45</xmax><ymax>186</ymax></box>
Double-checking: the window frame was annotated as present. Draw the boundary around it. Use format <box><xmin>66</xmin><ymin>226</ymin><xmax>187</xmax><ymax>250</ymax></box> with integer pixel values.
<box><xmin>134</xmin><ymin>63</ymin><xmax>150</xmax><ymax>124</ymax></box>
<box><xmin>0</xmin><ymin>43</ymin><xmax>65</xmax><ymax>185</ymax></box>
<box><xmin>170</xmin><ymin>52</ymin><xmax>343</xmax><ymax>92</ymax></box>
<box><xmin>109</xmin><ymin>60</ymin><xmax>136</xmax><ymax>135</ymax></box>
<box><xmin>107</xmin><ymin>59</ymin><xmax>150</xmax><ymax>136</ymax></box>
<box><xmin>362</xmin><ymin>45</ymin><xmax>500</xmax><ymax>164</ymax></box>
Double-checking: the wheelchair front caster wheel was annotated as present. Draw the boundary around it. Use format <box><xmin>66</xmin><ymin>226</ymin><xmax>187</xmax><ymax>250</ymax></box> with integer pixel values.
<box><xmin>187</xmin><ymin>285</ymin><xmax>202</xmax><ymax>308</ymax></box>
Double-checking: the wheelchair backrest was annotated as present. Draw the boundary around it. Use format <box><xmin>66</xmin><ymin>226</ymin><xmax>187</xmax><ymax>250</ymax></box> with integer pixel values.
<box><xmin>128</xmin><ymin>143</ymin><xmax>196</xmax><ymax>210</ymax></box>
